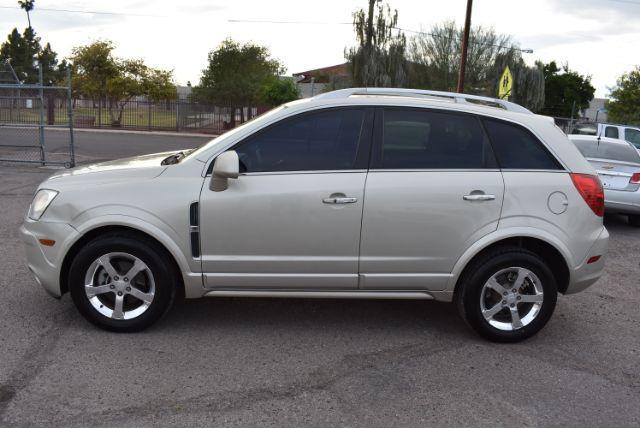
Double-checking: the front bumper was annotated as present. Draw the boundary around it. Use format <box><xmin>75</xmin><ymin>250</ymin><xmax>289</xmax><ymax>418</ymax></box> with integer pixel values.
<box><xmin>20</xmin><ymin>219</ymin><xmax>79</xmax><ymax>298</ymax></box>
<box><xmin>565</xmin><ymin>227</ymin><xmax>609</xmax><ymax>294</ymax></box>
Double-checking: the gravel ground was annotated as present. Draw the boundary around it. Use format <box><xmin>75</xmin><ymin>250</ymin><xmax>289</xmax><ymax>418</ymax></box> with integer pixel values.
<box><xmin>0</xmin><ymin>160</ymin><xmax>639</xmax><ymax>427</ymax></box>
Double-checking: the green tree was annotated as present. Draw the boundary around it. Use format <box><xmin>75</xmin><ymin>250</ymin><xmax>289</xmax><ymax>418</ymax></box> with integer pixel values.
<box><xmin>408</xmin><ymin>21</ymin><xmax>545</xmax><ymax>111</ymax></box>
<box><xmin>70</xmin><ymin>40</ymin><xmax>176</xmax><ymax>126</ymax></box>
<box><xmin>345</xmin><ymin>0</ymin><xmax>407</xmax><ymax>87</ymax></box>
<box><xmin>490</xmin><ymin>55</ymin><xmax>545</xmax><ymax>112</ymax></box>
<box><xmin>18</xmin><ymin>0</ymin><xmax>35</xmax><ymax>30</ymax></box>
<box><xmin>259</xmin><ymin>77</ymin><xmax>299</xmax><ymax>106</ymax></box>
<box><xmin>606</xmin><ymin>67</ymin><xmax>640</xmax><ymax>125</ymax></box>
<box><xmin>541</xmin><ymin>61</ymin><xmax>595</xmax><ymax>118</ymax></box>
<box><xmin>0</xmin><ymin>27</ymin><xmax>65</xmax><ymax>84</ymax></box>
<box><xmin>193</xmin><ymin>38</ymin><xmax>284</xmax><ymax>125</ymax></box>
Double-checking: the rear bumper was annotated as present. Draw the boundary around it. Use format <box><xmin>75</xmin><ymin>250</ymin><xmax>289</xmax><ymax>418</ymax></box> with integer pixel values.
<box><xmin>565</xmin><ymin>227</ymin><xmax>609</xmax><ymax>294</ymax></box>
<box><xmin>20</xmin><ymin>220</ymin><xmax>79</xmax><ymax>298</ymax></box>
<box><xmin>604</xmin><ymin>189</ymin><xmax>640</xmax><ymax>215</ymax></box>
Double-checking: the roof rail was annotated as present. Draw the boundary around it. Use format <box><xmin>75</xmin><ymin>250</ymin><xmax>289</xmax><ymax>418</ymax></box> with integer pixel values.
<box><xmin>314</xmin><ymin>87</ymin><xmax>532</xmax><ymax>114</ymax></box>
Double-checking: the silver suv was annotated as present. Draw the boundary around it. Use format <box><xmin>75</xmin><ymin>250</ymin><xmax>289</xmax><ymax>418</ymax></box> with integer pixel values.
<box><xmin>21</xmin><ymin>88</ymin><xmax>609</xmax><ymax>342</ymax></box>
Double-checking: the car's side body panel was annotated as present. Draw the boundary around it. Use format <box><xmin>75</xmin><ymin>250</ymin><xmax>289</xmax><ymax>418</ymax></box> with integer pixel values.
<box><xmin>359</xmin><ymin>170</ymin><xmax>504</xmax><ymax>291</ymax></box>
<box><xmin>199</xmin><ymin>171</ymin><xmax>368</xmax><ymax>290</ymax></box>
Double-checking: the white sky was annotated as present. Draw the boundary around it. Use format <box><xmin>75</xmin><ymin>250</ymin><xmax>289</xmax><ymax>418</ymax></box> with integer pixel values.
<box><xmin>1</xmin><ymin>0</ymin><xmax>638</xmax><ymax>97</ymax></box>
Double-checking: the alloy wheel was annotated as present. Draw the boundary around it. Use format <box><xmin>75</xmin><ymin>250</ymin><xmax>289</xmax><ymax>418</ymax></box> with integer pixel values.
<box><xmin>84</xmin><ymin>252</ymin><xmax>155</xmax><ymax>320</ymax></box>
<box><xmin>480</xmin><ymin>267</ymin><xmax>544</xmax><ymax>331</ymax></box>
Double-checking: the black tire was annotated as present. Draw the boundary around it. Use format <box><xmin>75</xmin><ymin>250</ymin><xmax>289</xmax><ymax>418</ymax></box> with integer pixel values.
<box><xmin>68</xmin><ymin>232</ymin><xmax>177</xmax><ymax>332</ymax></box>
<box><xmin>628</xmin><ymin>215</ymin><xmax>640</xmax><ymax>227</ymax></box>
<box><xmin>455</xmin><ymin>247</ymin><xmax>557</xmax><ymax>343</ymax></box>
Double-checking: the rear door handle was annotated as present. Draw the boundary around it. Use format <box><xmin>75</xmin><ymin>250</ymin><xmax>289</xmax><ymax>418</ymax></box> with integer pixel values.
<box><xmin>323</xmin><ymin>197</ymin><xmax>358</xmax><ymax>204</ymax></box>
<box><xmin>463</xmin><ymin>194</ymin><xmax>496</xmax><ymax>201</ymax></box>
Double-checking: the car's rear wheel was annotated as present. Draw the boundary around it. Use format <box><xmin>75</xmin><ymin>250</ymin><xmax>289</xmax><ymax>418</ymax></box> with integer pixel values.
<box><xmin>456</xmin><ymin>247</ymin><xmax>557</xmax><ymax>342</ymax></box>
<box><xmin>628</xmin><ymin>215</ymin><xmax>640</xmax><ymax>227</ymax></box>
<box><xmin>68</xmin><ymin>233</ymin><xmax>177</xmax><ymax>332</ymax></box>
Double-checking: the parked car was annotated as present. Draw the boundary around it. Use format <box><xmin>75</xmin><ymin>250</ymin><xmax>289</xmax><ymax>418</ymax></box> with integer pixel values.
<box><xmin>569</xmin><ymin>135</ymin><xmax>640</xmax><ymax>226</ymax></box>
<box><xmin>21</xmin><ymin>88</ymin><xmax>609</xmax><ymax>342</ymax></box>
<box><xmin>571</xmin><ymin>123</ymin><xmax>640</xmax><ymax>152</ymax></box>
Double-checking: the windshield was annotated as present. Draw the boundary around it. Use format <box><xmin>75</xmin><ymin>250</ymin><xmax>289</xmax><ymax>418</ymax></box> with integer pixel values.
<box><xmin>184</xmin><ymin>106</ymin><xmax>286</xmax><ymax>160</ymax></box>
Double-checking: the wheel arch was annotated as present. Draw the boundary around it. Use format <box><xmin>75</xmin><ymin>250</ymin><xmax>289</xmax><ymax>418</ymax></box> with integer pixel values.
<box><xmin>59</xmin><ymin>225</ymin><xmax>186</xmax><ymax>297</ymax></box>
<box><xmin>450</xmin><ymin>231</ymin><xmax>572</xmax><ymax>296</ymax></box>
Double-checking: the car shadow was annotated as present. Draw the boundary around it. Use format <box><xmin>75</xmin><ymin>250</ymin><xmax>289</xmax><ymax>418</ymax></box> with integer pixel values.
<box><xmin>604</xmin><ymin>213</ymin><xmax>639</xmax><ymax>232</ymax></box>
<box><xmin>158</xmin><ymin>296</ymin><xmax>473</xmax><ymax>340</ymax></box>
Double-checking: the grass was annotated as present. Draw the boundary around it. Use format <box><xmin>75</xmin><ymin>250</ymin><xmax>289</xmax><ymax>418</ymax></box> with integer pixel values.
<box><xmin>0</xmin><ymin>106</ymin><xmax>178</xmax><ymax>129</ymax></box>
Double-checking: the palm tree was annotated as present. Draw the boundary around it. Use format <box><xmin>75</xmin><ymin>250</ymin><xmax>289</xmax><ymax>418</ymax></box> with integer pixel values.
<box><xmin>18</xmin><ymin>0</ymin><xmax>35</xmax><ymax>29</ymax></box>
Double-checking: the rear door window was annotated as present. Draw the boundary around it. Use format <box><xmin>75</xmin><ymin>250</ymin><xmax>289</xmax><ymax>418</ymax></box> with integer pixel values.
<box><xmin>374</xmin><ymin>108</ymin><xmax>497</xmax><ymax>169</ymax></box>
<box><xmin>605</xmin><ymin>126</ymin><xmax>619</xmax><ymax>139</ymax></box>
<box><xmin>482</xmin><ymin>119</ymin><xmax>563</xmax><ymax>170</ymax></box>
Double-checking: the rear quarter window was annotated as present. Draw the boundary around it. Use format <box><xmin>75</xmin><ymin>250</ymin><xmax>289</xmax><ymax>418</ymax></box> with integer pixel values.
<box><xmin>482</xmin><ymin>119</ymin><xmax>563</xmax><ymax>170</ymax></box>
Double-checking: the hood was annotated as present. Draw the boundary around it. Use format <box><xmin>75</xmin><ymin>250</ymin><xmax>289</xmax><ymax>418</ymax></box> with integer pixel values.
<box><xmin>44</xmin><ymin>151</ymin><xmax>181</xmax><ymax>188</ymax></box>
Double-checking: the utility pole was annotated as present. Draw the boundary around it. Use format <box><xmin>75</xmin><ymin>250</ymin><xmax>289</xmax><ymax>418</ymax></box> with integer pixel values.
<box><xmin>456</xmin><ymin>0</ymin><xmax>473</xmax><ymax>93</ymax></box>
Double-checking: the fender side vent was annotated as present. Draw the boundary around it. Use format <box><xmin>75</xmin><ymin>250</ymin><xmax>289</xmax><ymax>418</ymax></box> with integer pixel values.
<box><xmin>189</xmin><ymin>202</ymin><xmax>200</xmax><ymax>258</ymax></box>
<box><xmin>190</xmin><ymin>201</ymin><xmax>199</xmax><ymax>226</ymax></box>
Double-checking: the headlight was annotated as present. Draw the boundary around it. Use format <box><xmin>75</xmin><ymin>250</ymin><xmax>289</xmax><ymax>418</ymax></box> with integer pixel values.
<box><xmin>28</xmin><ymin>189</ymin><xmax>59</xmax><ymax>221</ymax></box>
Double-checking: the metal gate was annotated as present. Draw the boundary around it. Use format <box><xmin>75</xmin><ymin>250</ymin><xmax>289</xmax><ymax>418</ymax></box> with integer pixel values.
<box><xmin>0</xmin><ymin>60</ymin><xmax>75</xmax><ymax>167</ymax></box>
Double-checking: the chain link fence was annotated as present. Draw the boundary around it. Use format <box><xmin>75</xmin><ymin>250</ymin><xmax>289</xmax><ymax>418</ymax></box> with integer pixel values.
<box><xmin>0</xmin><ymin>63</ymin><xmax>75</xmax><ymax>167</ymax></box>
<box><xmin>66</xmin><ymin>100</ymin><xmax>265</xmax><ymax>134</ymax></box>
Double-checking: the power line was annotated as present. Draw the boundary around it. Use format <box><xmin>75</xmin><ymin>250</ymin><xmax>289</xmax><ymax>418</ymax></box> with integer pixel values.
<box><xmin>228</xmin><ymin>19</ymin><xmax>535</xmax><ymax>53</ymax></box>
<box><xmin>228</xmin><ymin>19</ymin><xmax>351</xmax><ymax>25</ymax></box>
<box><xmin>601</xmin><ymin>0</ymin><xmax>640</xmax><ymax>5</ymax></box>
<box><xmin>0</xmin><ymin>5</ymin><xmax>166</xmax><ymax>17</ymax></box>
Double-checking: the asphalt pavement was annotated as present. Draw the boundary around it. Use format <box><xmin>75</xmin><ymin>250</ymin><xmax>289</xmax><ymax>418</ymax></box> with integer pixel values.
<box><xmin>0</xmin><ymin>127</ymin><xmax>211</xmax><ymax>161</ymax></box>
<box><xmin>0</xmin><ymin>138</ymin><xmax>639</xmax><ymax>426</ymax></box>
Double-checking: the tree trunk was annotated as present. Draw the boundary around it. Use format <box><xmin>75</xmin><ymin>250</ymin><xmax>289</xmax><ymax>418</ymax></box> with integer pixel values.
<box><xmin>365</xmin><ymin>0</ymin><xmax>375</xmax><ymax>49</ymax></box>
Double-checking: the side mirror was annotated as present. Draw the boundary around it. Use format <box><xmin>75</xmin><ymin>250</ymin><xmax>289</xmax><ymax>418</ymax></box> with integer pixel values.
<box><xmin>210</xmin><ymin>150</ymin><xmax>239</xmax><ymax>192</ymax></box>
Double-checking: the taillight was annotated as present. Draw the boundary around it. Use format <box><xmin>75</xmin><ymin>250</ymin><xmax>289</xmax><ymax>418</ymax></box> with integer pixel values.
<box><xmin>570</xmin><ymin>173</ymin><xmax>604</xmax><ymax>217</ymax></box>
<box><xmin>631</xmin><ymin>173</ymin><xmax>640</xmax><ymax>184</ymax></box>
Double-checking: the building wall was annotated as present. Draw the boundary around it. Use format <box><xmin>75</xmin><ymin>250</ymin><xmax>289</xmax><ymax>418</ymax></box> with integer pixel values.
<box><xmin>583</xmin><ymin>98</ymin><xmax>609</xmax><ymax>122</ymax></box>
<box><xmin>296</xmin><ymin>82</ymin><xmax>328</xmax><ymax>98</ymax></box>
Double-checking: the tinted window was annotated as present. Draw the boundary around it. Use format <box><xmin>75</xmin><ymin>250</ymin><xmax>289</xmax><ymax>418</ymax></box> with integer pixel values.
<box><xmin>624</xmin><ymin>128</ymin><xmax>640</xmax><ymax>149</ymax></box>
<box><xmin>376</xmin><ymin>109</ymin><xmax>497</xmax><ymax>169</ymax></box>
<box><xmin>235</xmin><ymin>109</ymin><xmax>365</xmax><ymax>172</ymax></box>
<box><xmin>483</xmin><ymin>119</ymin><xmax>562</xmax><ymax>170</ymax></box>
<box><xmin>605</xmin><ymin>126</ymin><xmax>619</xmax><ymax>139</ymax></box>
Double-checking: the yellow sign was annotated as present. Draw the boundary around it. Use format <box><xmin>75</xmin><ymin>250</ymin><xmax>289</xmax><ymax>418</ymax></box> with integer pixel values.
<box><xmin>498</xmin><ymin>66</ymin><xmax>513</xmax><ymax>99</ymax></box>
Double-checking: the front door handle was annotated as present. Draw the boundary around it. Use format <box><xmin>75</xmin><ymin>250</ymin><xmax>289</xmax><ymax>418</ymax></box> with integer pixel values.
<box><xmin>463</xmin><ymin>194</ymin><xmax>496</xmax><ymax>201</ymax></box>
<box><xmin>323</xmin><ymin>196</ymin><xmax>358</xmax><ymax>204</ymax></box>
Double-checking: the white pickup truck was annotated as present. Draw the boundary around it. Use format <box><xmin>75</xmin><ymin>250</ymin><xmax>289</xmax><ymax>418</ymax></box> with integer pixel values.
<box><xmin>571</xmin><ymin>123</ymin><xmax>640</xmax><ymax>152</ymax></box>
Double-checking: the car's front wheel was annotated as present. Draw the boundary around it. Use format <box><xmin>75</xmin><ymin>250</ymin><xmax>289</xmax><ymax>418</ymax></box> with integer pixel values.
<box><xmin>68</xmin><ymin>232</ymin><xmax>177</xmax><ymax>332</ymax></box>
<box><xmin>456</xmin><ymin>247</ymin><xmax>558</xmax><ymax>342</ymax></box>
<box><xmin>628</xmin><ymin>215</ymin><xmax>640</xmax><ymax>227</ymax></box>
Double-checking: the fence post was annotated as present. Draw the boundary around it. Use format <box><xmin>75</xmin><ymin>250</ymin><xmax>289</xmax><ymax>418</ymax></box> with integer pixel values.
<box><xmin>98</xmin><ymin>99</ymin><xmax>102</xmax><ymax>128</ymax></box>
<box><xmin>175</xmin><ymin>101</ymin><xmax>180</xmax><ymax>132</ymax></box>
<box><xmin>148</xmin><ymin>101</ymin><xmax>152</xmax><ymax>131</ymax></box>
<box><xmin>38</xmin><ymin>63</ymin><xmax>45</xmax><ymax>166</ymax></box>
<box><xmin>67</xmin><ymin>67</ymin><xmax>75</xmax><ymax>168</ymax></box>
